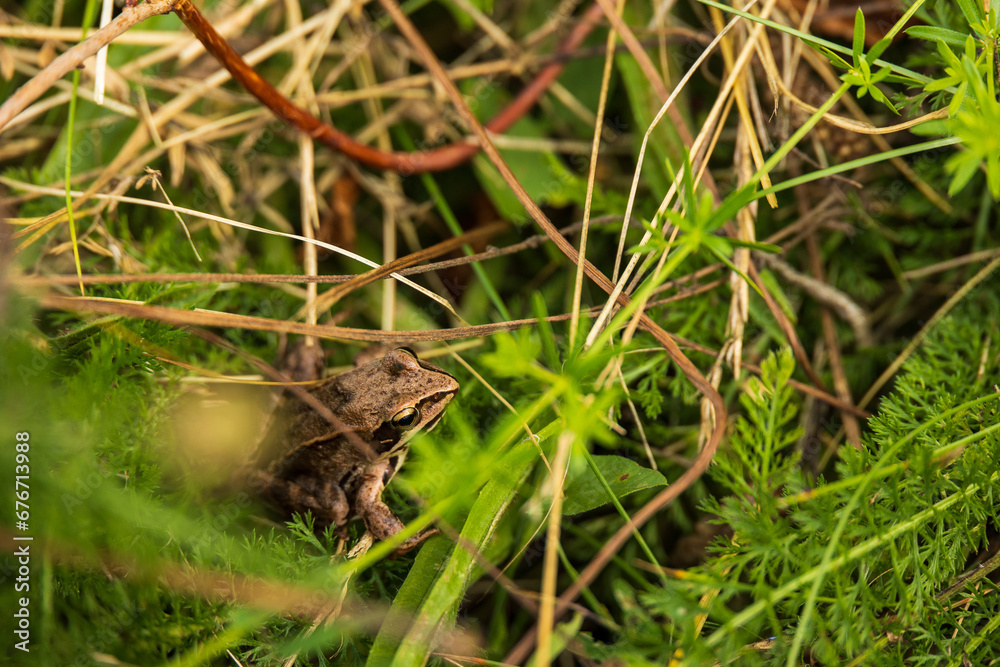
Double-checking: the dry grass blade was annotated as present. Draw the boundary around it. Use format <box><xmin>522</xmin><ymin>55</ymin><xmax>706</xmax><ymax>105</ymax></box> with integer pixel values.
<box><xmin>4</xmin><ymin>178</ymin><xmax>455</xmax><ymax>313</ymax></box>
<box><xmin>709</xmin><ymin>3</ymin><xmax>777</xmax><ymax>209</ymax></box>
<box><xmin>293</xmin><ymin>222</ymin><xmax>506</xmax><ymax>320</ymax></box>
<box><xmin>0</xmin><ymin>0</ymin><xmax>179</xmax><ymax>132</ymax></box>
<box><xmin>588</xmin><ymin>0</ymin><xmax>765</xmax><ymax>344</ymax></box>
<box><xmin>538</xmin><ymin>432</ymin><xmax>575</xmax><ymax>667</ymax></box>
<box><xmin>569</xmin><ymin>0</ymin><xmax>623</xmax><ymax>350</ymax></box>
<box><xmin>586</xmin><ymin>0</ymin><xmax>829</xmax><ymax>401</ymax></box>
<box><xmin>11</xmin><ymin>216</ymin><xmax>624</xmax><ymax>287</ymax></box>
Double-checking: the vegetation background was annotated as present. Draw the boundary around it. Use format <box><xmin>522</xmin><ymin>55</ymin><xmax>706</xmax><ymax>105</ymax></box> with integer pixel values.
<box><xmin>1</xmin><ymin>0</ymin><xmax>999</xmax><ymax>664</ymax></box>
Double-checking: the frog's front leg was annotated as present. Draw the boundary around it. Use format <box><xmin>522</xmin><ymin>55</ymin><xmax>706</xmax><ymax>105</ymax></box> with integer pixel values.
<box><xmin>248</xmin><ymin>469</ymin><xmax>350</xmax><ymax>531</ymax></box>
<box><xmin>354</xmin><ymin>461</ymin><xmax>438</xmax><ymax>555</ymax></box>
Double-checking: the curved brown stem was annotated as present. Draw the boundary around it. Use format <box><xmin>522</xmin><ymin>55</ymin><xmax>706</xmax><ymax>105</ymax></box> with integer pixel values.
<box><xmin>172</xmin><ymin>0</ymin><xmax>605</xmax><ymax>173</ymax></box>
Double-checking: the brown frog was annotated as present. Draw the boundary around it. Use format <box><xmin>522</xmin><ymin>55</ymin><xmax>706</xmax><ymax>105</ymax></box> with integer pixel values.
<box><xmin>247</xmin><ymin>348</ymin><xmax>458</xmax><ymax>554</ymax></box>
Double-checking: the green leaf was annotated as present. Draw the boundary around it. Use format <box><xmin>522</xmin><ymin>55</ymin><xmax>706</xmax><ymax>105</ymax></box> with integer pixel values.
<box><xmin>870</xmin><ymin>66</ymin><xmax>892</xmax><ymax>83</ymax></box>
<box><xmin>948</xmin><ymin>80</ymin><xmax>970</xmax><ymax>115</ymax></box>
<box><xmin>937</xmin><ymin>39</ymin><xmax>962</xmax><ymax>68</ymax></box>
<box><xmin>905</xmin><ymin>25</ymin><xmax>970</xmax><ymax>47</ymax></box>
<box><xmin>955</xmin><ymin>0</ymin><xmax>985</xmax><ymax>25</ymax></box>
<box><xmin>704</xmin><ymin>182</ymin><xmax>755</xmax><ymax>231</ymax></box>
<box><xmin>852</xmin><ymin>8</ymin><xmax>866</xmax><ymax>66</ymax></box>
<box><xmin>843</xmin><ymin>72</ymin><xmax>866</xmax><ymax>87</ymax></box>
<box><xmin>988</xmin><ymin>152</ymin><xmax>1000</xmax><ymax>198</ymax></box>
<box><xmin>925</xmin><ymin>76</ymin><xmax>962</xmax><ymax>93</ymax></box>
<box><xmin>726</xmin><ymin>239</ymin><xmax>782</xmax><ymax>253</ymax></box>
<box><xmin>704</xmin><ymin>241</ymin><xmax>764</xmax><ymax>299</ymax></box>
<box><xmin>867</xmin><ymin>81</ymin><xmax>899</xmax><ymax>114</ymax></box>
<box><xmin>680</xmin><ymin>150</ymin><xmax>698</xmax><ymax>219</ymax></box>
<box><xmin>961</xmin><ymin>54</ymin><xmax>990</xmax><ymax>102</ymax></box>
<box><xmin>562</xmin><ymin>455</ymin><xmax>667</xmax><ymax>515</ymax></box>
<box><xmin>816</xmin><ymin>44</ymin><xmax>851</xmax><ymax>69</ymax></box>
<box><xmin>964</xmin><ymin>33</ymin><xmax>979</xmax><ymax>60</ymax></box>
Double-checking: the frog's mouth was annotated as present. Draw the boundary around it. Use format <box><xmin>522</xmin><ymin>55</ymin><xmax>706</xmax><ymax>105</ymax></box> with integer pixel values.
<box><xmin>420</xmin><ymin>391</ymin><xmax>455</xmax><ymax>432</ymax></box>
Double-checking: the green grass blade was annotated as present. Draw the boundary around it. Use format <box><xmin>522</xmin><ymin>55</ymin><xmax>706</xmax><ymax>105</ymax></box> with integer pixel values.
<box><xmin>366</xmin><ymin>439</ymin><xmax>537</xmax><ymax>665</ymax></box>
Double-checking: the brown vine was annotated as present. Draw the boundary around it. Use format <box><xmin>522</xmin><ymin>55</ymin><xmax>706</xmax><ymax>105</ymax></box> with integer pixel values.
<box><xmin>0</xmin><ymin>0</ymin><xmax>605</xmax><ymax>174</ymax></box>
<box><xmin>171</xmin><ymin>0</ymin><xmax>605</xmax><ymax>173</ymax></box>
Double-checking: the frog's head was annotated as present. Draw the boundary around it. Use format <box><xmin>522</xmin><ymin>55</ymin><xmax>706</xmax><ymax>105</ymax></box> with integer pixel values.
<box><xmin>338</xmin><ymin>348</ymin><xmax>458</xmax><ymax>457</ymax></box>
<box><xmin>381</xmin><ymin>347</ymin><xmax>458</xmax><ymax>436</ymax></box>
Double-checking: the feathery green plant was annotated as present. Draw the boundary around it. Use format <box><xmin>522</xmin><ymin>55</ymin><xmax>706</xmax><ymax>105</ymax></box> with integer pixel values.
<box><xmin>590</xmin><ymin>298</ymin><xmax>1000</xmax><ymax>665</ymax></box>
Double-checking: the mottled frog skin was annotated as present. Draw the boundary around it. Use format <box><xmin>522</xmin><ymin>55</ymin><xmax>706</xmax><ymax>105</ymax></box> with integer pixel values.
<box><xmin>248</xmin><ymin>348</ymin><xmax>458</xmax><ymax>553</ymax></box>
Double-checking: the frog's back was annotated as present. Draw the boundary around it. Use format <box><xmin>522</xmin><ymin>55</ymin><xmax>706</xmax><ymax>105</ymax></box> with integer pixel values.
<box><xmin>259</xmin><ymin>377</ymin><xmax>366</xmax><ymax>480</ymax></box>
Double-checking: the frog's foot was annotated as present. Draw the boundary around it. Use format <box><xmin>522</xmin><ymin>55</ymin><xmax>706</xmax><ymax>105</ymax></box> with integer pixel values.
<box><xmin>248</xmin><ymin>470</ymin><xmax>350</xmax><ymax>529</ymax></box>
<box><xmin>355</xmin><ymin>462</ymin><xmax>438</xmax><ymax>556</ymax></box>
<box><xmin>392</xmin><ymin>527</ymin><xmax>440</xmax><ymax>556</ymax></box>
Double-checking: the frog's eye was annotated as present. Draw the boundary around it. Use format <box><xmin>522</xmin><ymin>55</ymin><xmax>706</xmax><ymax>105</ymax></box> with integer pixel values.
<box><xmin>391</xmin><ymin>407</ymin><xmax>420</xmax><ymax>430</ymax></box>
